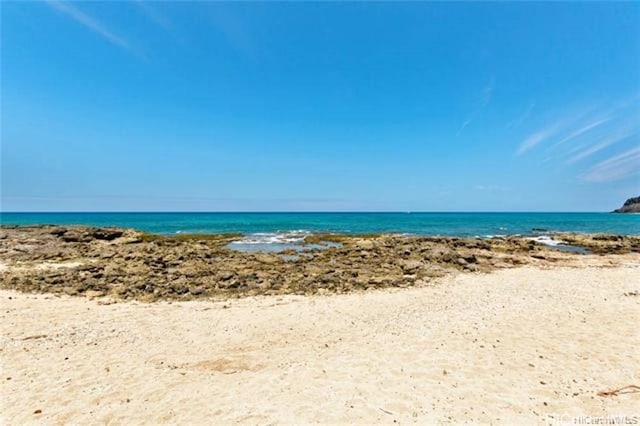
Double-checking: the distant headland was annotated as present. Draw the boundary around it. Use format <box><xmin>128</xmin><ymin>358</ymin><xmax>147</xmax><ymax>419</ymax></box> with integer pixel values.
<box><xmin>613</xmin><ymin>196</ymin><xmax>640</xmax><ymax>213</ymax></box>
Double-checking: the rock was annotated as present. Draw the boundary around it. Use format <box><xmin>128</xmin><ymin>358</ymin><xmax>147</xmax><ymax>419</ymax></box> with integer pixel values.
<box><xmin>220</xmin><ymin>272</ymin><xmax>235</xmax><ymax>281</ymax></box>
<box><xmin>172</xmin><ymin>285</ymin><xmax>189</xmax><ymax>295</ymax></box>
<box><xmin>189</xmin><ymin>286</ymin><xmax>204</xmax><ymax>295</ymax></box>
<box><xmin>428</xmin><ymin>247</ymin><xmax>456</xmax><ymax>263</ymax></box>
<box><xmin>61</xmin><ymin>231</ymin><xmax>92</xmax><ymax>243</ymax></box>
<box><xmin>593</xmin><ymin>235</ymin><xmax>622</xmax><ymax>242</ymax></box>
<box><xmin>85</xmin><ymin>290</ymin><xmax>105</xmax><ymax>298</ymax></box>
<box><xmin>253</xmin><ymin>253</ymin><xmax>279</xmax><ymax>265</ymax></box>
<box><xmin>400</xmin><ymin>259</ymin><xmax>422</xmax><ymax>273</ymax></box>
<box><xmin>355</xmin><ymin>240</ymin><xmax>374</xmax><ymax>250</ymax></box>
<box><xmin>463</xmin><ymin>254</ymin><xmax>477</xmax><ymax>263</ymax></box>
<box><xmin>1</xmin><ymin>225</ymin><xmax>639</xmax><ymax>301</ymax></box>
<box><xmin>89</xmin><ymin>228</ymin><xmax>124</xmax><ymax>241</ymax></box>
<box><xmin>218</xmin><ymin>279</ymin><xmax>240</xmax><ymax>289</ymax></box>
<box><xmin>613</xmin><ymin>196</ymin><xmax>640</xmax><ymax>213</ymax></box>
<box><xmin>179</xmin><ymin>264</ymin><xmax>201</xmax><ymax>277</ymax></box>
<box><xmin>63</xmin><ymin>287</ymin><xmax>79</xmax><ymax>296</ymax></box>
<box><xmin>170</xmin><ymin>278</ymin><xmax>189</xmax><ymax>295</ymax></box>
<box><xmin>368</xmin><ymin>276</ymin><xmax>387</xmax><ymax>285</ymax></box>
<box><xmin>49</xmin><ymin>227</ymin><xmax>68</xmax><ymax>236</ymax></box>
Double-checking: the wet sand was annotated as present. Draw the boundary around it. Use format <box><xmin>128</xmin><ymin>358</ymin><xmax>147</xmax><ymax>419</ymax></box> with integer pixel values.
<box><xmin>2</xmin><ymin>262</ymin><xmax>639</xmax><ymax>424</ymax></box>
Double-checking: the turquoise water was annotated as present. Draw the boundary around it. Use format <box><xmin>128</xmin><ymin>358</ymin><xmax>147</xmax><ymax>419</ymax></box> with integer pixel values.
<box><xmin>1</xmin><ymin>212</ymin><xmax>638</xmax><ymax>237</ymax></box>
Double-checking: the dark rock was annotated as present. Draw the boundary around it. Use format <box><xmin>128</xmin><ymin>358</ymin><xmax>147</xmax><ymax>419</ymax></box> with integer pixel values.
<box><xmin>49</xmin><ymin>227</ymin><xmax>68</xmax><ymax>236</ymax></box>
<box><xmin>61</xmin><ymin>231</ymin><xmax>92</xmax><ymax>243</ymax></box>
<box><xmin>220</xmin><ymin>272</ymin><xmax>235</xmax><ymax>281</ymax></box>
<box><xmin>613</xmin><ymin>196</ymin><xmax>640</xmax><ymax>213</ymax></box>
<box><xmin>89</xmin><ymin>228</ymin><xmax>124</xmax><ymax>240</ymax></box>
<box><xmin>593</xmin><ymin>235</ymin><xmax>622</xmax><ymax>241</ymax></box>
<box><xmin>463</xmin><ymin>254</ymin><xmax>477</xmax><ymax>263</ymax></box>
<box><xmin>218</xmin><ymin>279</ymin><xmax>241</xmax><ymax>289</ymax></box>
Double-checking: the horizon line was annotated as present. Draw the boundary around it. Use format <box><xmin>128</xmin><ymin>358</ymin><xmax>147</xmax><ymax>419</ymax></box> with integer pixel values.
<box><xmin>0</xmin><ymin>210</ymin><xmax>622</xmax><ymax>214</ymax></box>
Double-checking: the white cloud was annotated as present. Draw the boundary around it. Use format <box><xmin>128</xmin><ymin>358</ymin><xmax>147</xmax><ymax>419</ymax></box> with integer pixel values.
<box><xmin>580</xmin><ymin>146</ymin><xmax>640</xmax><ymax>182</ymax></box>
<box><xmin>457</xmin><ymin>77</ymin><xmax>495</xmax><ymax>136</ymax></box>
<box><xmin>516</xmin><ymin>106</ymin><xmax>598</xmax><ymax>155</ymax></box>
<box><xmin>480</xmin><ymin>77</ymin><xmax>495</xmax><ymax>108</ymax></box>
<box><xmin>133</xmin><ymin>1</ymin><xmax>173</xmax><ymax>32</ymax></box>
<box><xmin>566</xmin><ymin>132</ymin><xmax>635</xmax><ymax>165</ymax></box>
<box><xmin>517</xmin><ymin>124</ymin><xmax>561</xmax><ymax>155</ymax></box>
<box><xmin>550</xmin><ymin>117</ymin><xmax>611</xmax><ymax>149</ymax></box>
<box><xmin>456</xmin><ymin>117</ymin><xmax>473</xmax><ymax>136</ymax></box>
<box><xmin>46</xmin><ymin>1</ymin><xmax>132</xmax><ymax>51</ymax></box>
<box><xmin>507</xmin><ymin>102</ymin><xmax>535</xmax><ymax>129</ymax></box>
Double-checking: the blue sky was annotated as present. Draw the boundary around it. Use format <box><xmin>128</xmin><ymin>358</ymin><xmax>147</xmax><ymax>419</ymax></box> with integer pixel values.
<box><xmin>1</xmin><ymin>1</ymin><xmax>639</xmax><ymax>212</ymax></box>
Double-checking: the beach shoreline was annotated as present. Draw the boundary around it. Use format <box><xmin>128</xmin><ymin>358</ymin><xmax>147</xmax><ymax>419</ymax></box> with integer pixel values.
<box><xmin>1</xmin><ymin>225</ymin><xmax>640</xmax><ymax>301</ymax></box>
<box><xmin>1</xmin><ymin>226</ymin><xmax>639</xmax><ymax>423</ymax></box>
<box><xmin>2</xmin><ymin>263</ymin><xmax>639</xmax><ymax>424</ymax></box>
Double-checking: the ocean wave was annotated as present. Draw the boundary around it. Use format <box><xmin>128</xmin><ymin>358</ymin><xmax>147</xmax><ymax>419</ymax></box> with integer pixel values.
<box><xmin>228</xmin><ymin>230</ymin><xmax>312</xmax><ymax>246</ymax></box>
<box><xmin>525</xmin><ymin>235</ymin><xmax>567</xmax><ymax>247</ymax></box>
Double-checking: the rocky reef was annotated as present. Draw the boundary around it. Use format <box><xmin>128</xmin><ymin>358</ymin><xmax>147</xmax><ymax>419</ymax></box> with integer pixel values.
<box><xmin>1</xmin><ymin>226</ymin><xmax>639</xmax><ymax>301</ymax></box>
<box><xmin>613</xmin><ymin>196</ymin><xmax>640</xmax><ymax>213</ymax></box>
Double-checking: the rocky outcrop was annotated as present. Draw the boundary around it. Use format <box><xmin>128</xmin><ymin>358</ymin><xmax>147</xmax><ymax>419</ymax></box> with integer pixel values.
<box><xmin>1</xmin><ymin>226</ymin><xmax>638</xmax><ymax>301</ymax></box>
<box><xmin>613</xmin><ymin>196</ymin><xmax>640</xmax><ymax>213</ymax></box>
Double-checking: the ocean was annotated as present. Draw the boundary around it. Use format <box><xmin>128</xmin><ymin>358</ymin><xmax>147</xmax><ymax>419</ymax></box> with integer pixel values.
<box><xmin>1</xmin><ymin>212</ymin><xmax>638</xmax><ymax>238</ymax></box>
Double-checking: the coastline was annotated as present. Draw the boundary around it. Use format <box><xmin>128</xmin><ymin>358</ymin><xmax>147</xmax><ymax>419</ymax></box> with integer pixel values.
<box><xmin>1</xmin><ymin>225</ymin><xmax>639</xmax><ymax>301</ymax></box>
<box><xmin>2</xmin><ymin>264</ymin><xmax>639</xmax><ymax>423</ymax></box>
<box><xmin>1</xmin><ymin>225</ymin><xmax>639</xmax><ymax>423</ymax></box>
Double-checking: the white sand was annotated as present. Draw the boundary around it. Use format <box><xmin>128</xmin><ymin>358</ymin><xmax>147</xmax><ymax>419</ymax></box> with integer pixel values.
<box><xmin>1</xmin><ymin>263</ymin><xmax>639</xmax><ymax>424</ymax></box>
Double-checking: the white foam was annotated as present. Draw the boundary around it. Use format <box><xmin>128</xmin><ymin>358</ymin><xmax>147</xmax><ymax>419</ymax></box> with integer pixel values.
<box><xmin>526</xmin><ymin>235</ymin><xmax>566</xmax><ymax>247</ymax></box>
<box><xmin>228</xmin><ymin>230</ymin><xmax>312</xmax><ymax>246</ymax></box>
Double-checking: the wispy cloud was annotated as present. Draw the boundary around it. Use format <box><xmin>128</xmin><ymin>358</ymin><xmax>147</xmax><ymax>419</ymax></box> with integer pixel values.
<box><xmin>46</xmin><ymin>0</ymin><xmax>132</xmax><ymax>52</ymax></box>
<box><xmin>507</xmin><ymin>102</ymin><xmax>535</xmax><ymax>129</ymax></box>
<box><xmin>549</xmin><ymin>117</ymin><xmax>611</xmax><ymax>149</ymax></box>
<box><xmin>480</xmin><ymin>78</ymin><xmax>495</xmax><ymax>108</ymax></box>
<box><xmin>580</xmin><ymin>146</ymin><xmax>640</xmax><ymax>182</ymax></box>
<box><xmin>517</xmin><ymin>121</ymin><xmax>564</xmax><ymax>155</ymax></box>
<box><xmin>566</xmin><ymin>131</ymin><xmax>635</xmax><ymax>165</ymax></box>
<box><xmin>457</xmin><ymin>117</ymin><xmax>473</xmax><ymax>137</ymax></box>
<box><xmin>457</xmin><ymin>77</ymin><xmax>495</xmax><ymax>136</ymax></box>
<box><xmin>516</xmin><ymin>107</ymin><xmax>593</xmax><ymax>155</ymax></box>
<box><xmin>133</xmin><ymin>1</ymin><xmax>173</xmax><ymax>32</ymax></box>
<box><xmin>514</xmin><ymin>98</ymin><xmax>639</xmax><ymax>184</ymax></box>
<box><xmin>209</xmin><ymin>6</ymin><xmax>257</xmax><ymax>60</ymax></box>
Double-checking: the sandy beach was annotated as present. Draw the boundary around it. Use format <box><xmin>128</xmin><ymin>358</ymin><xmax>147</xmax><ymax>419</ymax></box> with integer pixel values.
<box><xmin>2</xmin><ymin>261</ymin><xmax>639</xmax><ymax>424</ymax></box>
<box><xmin>4</xmin><ymin>0</ymin><xmax>640</xmax><ymax>422</ymax></box>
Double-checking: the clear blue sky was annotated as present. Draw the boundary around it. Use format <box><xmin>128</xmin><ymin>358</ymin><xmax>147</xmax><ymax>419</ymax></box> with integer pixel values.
<box><xmin>2</xmin><ymin>1</ymin><xmax>639</xmax><ymax>212</ymax></box>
